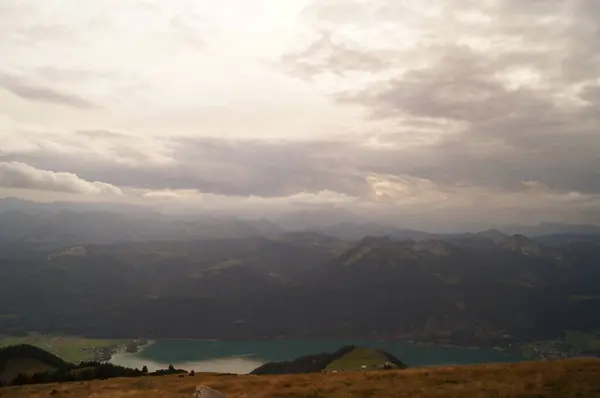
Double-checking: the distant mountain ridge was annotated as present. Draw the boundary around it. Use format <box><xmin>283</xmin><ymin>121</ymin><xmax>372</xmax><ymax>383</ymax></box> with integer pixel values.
<box><xmin>502</xmin><ymin>222</ymin><xmax>600</xmax><ymax>237</ymax></box>
<box><xmin>2</xmin><ymin>199</ymin><xmax>600</xmax><ymax>248</ymax></box>
<box><xmin>0</xmin><ymin>197</ymin><xmax>156</xmax><ymax>215</ymax></box>
<box><xmin>2</xmin><ymin>198</ymin><xmax>600</xmax><ymax>348</ymax></box>
<box><xmin>0</xmin><ymin>208</ymin><xmax>283</xmax><ymax>250</ymax></box>
<box><xmin>309</xmin><ymin>222</ymin><xmax>434</xmax><ymax>241</ymax></box>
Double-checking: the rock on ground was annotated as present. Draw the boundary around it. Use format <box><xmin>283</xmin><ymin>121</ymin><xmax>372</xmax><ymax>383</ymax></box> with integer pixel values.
<box><xmin>193</xmin><ymin>385</ymin><xmax>227</xmax><ymax>398</ymax></box>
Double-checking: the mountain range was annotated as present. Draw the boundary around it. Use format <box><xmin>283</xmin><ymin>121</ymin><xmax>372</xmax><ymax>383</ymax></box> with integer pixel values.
<box><xmin>2</xmin><ymin>197</ymin><xmax>600</xmax><ymax>249</ymax></box>
<box><xmin>1</xmin><ymin>198</ymin><xmax>600</xmax><ymax>351</ymax></box>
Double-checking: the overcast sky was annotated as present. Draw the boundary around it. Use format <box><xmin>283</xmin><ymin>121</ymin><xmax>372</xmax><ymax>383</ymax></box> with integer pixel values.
<box><xmin>1</xmin><ymin>0</ymin><xmax>599</xmax><ymax>228</ymax></box>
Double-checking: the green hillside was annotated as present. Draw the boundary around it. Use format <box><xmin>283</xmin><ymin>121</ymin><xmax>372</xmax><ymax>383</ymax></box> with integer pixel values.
<box><xmin>0</xmin><ymin>345</ymin><xmax>68</xmax><ymax>385</ymax></box>
<box><xmin>0</xmin><ymin>333</ymin><xmax>127</xmax><ymax>363</ymax></box>
<box><xmin>251</xmin><ymin>346</ymin><xmax>407</xmax><ymax>375</ymax></box>
<box><xmin>325</xmin><ymin>347</ymin><xmax>406</xmax><ymax>372</ymax></box>
<box><xmin>0</xmin><ymin>344</ymin><xmax>144</xmax><ymax>387</ymax></box>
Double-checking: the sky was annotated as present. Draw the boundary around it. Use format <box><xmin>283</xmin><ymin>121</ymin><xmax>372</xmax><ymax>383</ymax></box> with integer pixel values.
<box><xmin>1</xmin><ymin>0</ymin><xmax>599</xmax><ymax>229</ymax></box>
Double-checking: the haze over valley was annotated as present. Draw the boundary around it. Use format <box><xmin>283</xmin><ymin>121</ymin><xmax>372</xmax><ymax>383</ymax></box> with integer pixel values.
<box><xmin>1</xmin><ymin>197</ymin><xmax>600</xmax><ymax>367</ymax></box>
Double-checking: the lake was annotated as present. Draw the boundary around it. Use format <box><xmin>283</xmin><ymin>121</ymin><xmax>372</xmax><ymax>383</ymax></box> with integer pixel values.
<box><xmin>110</xmin><ymin>339</ymin><xmax>522</xmax><ymax>374</ymax></box>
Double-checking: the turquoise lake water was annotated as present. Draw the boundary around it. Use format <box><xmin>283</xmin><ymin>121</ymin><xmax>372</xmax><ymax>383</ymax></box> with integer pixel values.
<box><xmin>111</xmin><ymin>339</ymin><xmax>522</xmax><ymax>374</ymax></box>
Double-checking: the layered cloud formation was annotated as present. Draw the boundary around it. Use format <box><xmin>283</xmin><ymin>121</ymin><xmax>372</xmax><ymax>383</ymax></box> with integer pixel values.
<box><xmin>1</xmin><ymin>0</ymin><xmax>599</xmax><ymax>227</ymax></box>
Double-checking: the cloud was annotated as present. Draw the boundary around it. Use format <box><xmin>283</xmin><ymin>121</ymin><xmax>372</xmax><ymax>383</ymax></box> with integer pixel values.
<box><xmin>2</xmin><ymin>129</ymin><xmax>599</xmax><ymax>227</ymax></box>
<box><xmin>75</xmin><ymin>129</ymin><xmax>130</xmax><ymax>139</ymax></box>
<box><xmin>0</xmin><ymin>74</ymin><xmax>100</xmax><ymax>109</ymax></box>
<box><xmin>282</xmin><ymin>31</ymin><xmax>393</xmax><ymax>79</ymax></box>
<box><xmin>0</xmin><ymin>161</ymin><xmax>122</xmax><ymax>195</ymax></box>
<box><xmin>168</xmin><ymin>7</ymin><xmax>209</xmax><ymax>49</ymax></box>
<box><xmin>2</xmin><ymin>133</ymin><xmax>368</xmax><ymax>197</ymax></box>
<box><xmin>1</xmin><ymin>0</ymin><xmax>600</xmax><ymax>228</ymax></box>
<box><xmin>282</xmin><ymin>0</ymin><xmax>600</xmax><ymax>196</ymax></box>
<box><xmin>0</xmin><ymin>128</ymin><xmax>175</xmax><ymax>168</ymax></box>
<box><xmin>142</xmin><ymin>190</ymin><xmax>181</xmax><ymax>199</ymax></box>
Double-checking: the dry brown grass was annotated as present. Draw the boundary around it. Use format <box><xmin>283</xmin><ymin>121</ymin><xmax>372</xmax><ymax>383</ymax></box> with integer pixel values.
<box><xmin>1</xmin><ymin>358</ymin><xmax>600</xmax><ymax>398</ymax></box>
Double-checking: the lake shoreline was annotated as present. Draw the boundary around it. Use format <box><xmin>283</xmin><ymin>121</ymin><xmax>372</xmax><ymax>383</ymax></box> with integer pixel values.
<box><xmin>109</xmin><ymin>336</ymin><xmax>512</xmax><ymax>358</ymax></box>
<box><xmin>109</xmin><ymin>338</ymin><xmax>524</xmax><ymax>374</ymax></box>
<box><xmin>106</xmin><ymin>339</ymin><xmax>154</xmax><ymax>362</ymax></box>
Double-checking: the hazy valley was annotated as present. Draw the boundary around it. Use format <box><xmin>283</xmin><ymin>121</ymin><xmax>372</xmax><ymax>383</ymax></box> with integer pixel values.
<box><xmin>2</xmin><ymin>198</ymin><xmax>600</xmax><ymax>365</ymax></box>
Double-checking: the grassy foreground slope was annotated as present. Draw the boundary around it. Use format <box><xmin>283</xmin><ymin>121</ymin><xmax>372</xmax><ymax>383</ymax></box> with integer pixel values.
<box><xmin>2</xmin><ymin>358</ymin><xmax>600</xmax><ymax>398</ymax></box>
